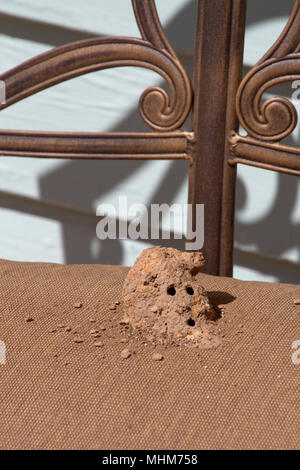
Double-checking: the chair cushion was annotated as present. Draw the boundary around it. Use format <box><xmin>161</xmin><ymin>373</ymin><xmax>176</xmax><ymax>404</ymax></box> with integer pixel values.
<box><xmin>0</xmin><ymin>259</ymin><xmax>298</xmax><ymax>450</ymax></box>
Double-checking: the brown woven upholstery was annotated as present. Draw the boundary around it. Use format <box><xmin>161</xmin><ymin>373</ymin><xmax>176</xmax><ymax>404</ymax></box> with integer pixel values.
<box><xmin>0</xmin><ymin>259</ymin><xmax>299</xmax><ymax>449</ymax></box>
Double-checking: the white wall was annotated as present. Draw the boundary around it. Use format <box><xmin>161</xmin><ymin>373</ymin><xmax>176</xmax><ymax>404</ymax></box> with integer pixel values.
<box><xmin>0</xmin><ymin>0</ymin><xmax>298</xmax><ymax>283</ymax></box>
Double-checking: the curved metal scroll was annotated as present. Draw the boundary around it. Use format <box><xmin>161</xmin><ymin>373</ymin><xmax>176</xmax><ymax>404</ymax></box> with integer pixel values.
<box><xmin>0</xmin><ymin>0</ymin><xmax>192</xmax><ymax>132</ymax></box>
<box><xmin>231</xmin><ymin>0</ymin><xmax>300</xmax><ymax>177</ymax></box>
<box><xmin>236</xmin><ymin>0</ymin><xmax>300</xmax><ymax>142</ymax></box>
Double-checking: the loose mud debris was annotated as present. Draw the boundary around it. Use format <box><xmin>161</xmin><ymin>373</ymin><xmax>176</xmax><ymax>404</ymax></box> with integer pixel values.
<box><xmin>73</xmin><ymin>302</ymin><xmax>82</xmax><ymax>308</ymax></box>
<box><xmin>152</xmin><ymin>353</ymin><xmax>163</xmax><ymax>361</ymax></box>
<box><xmin>121</xmin><ymin>348</ymin><xmax>131</xmax><ymax>359</ymax></box>
<box><xmin>74</xmin><ymin>337</ymin><xmax>83</xmax><ymax>344</ymax></box>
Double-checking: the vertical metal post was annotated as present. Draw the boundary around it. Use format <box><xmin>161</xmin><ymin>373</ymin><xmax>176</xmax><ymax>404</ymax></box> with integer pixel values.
<box><xmin>188</xmin><ymin>0</ymin><xmax>246</xmax><ymax>276</ymax></box>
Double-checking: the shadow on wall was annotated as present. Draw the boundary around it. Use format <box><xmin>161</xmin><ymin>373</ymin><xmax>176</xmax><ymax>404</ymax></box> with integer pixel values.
<box><xmin>234</xmin><ymin>0</ymin><xmax>299</xmax><ymax>282</ymax></box>
<box><xmin>234</xmin><ymin>171</ymin><xmax>300</xmax><ymax>283</ymax></box>
<box><xmin>245</xmin><ymin>0</ymin><xmax>295</xmax><ymax>25</ymax></box>
<box><xmin>39</xmin><ymin>0</ymin><xmax>197</xmax><ymax>265</ymax></box>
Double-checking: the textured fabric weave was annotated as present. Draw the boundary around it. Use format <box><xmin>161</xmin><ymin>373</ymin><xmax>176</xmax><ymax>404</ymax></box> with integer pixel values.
<box><xmin>0</xmin><ymin>259</ymin><xmax>299</xmax><ymax>449</ymax></box>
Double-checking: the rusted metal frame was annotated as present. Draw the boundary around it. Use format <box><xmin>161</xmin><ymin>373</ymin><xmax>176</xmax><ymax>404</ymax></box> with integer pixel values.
<box><xmin>220</xmin><ymin>0</ymin><xmax>247</xmax><ymax>277</ymax></box>
<box><xmin>188</xmin><ymin>0</ymin><xmax>246</xmax><ymax>276</ymax></box>
<box><xmin>229</xmin><ymin>133</ymin><xmax>300</xmax><ymax>176</ymax></box>
<box><xmin>0</xmin><ymin>130</ymin><xmax>193</xmax><ymax>160</ymax></box>
<box><xmin>0</xmin><ymin>38</ymin><xmax>191</xmax><ymax>133</ymax></box>
<box><xmin>0</xmin><ymin>0</ymin><xmax>193</xmax><ymax>160</ymax></box>
<box><xmin>132</xmin><ymin>0</ymin><xmax>176</xmax><ymax>57</ymax></box>
<box><xmin>228</xmin><ymin>158</ymin><xmax>300</xmax><ymax>177</ymax></box>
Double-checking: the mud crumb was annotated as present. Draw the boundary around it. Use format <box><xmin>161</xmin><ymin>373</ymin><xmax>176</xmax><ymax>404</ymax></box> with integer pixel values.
<box><xmin>121</xmin><ymin>348</ymin><xmax>131</xmax><ymax>359</ymax></box>
<box><xmin>89</xmin><ymin>318</ymin><xmax>96</xmax><ymax>323</ymax></box>
<box><xmin>73</xmin><ymin>302</ymin><xmax>82</xmax><ymax>308</ymax></box>
<box><xmin>99</xmin><ymin>325</ymin><xmax>106</xmax><ymax>331</ymax></box>
<box><xmin>94</xmin><ymin>341</ymin><xmax>104</xmax><ymax>347</ymax></box>
<box><xmin>120</xmin><ymin>338</ymin><xmax>128</xmax><ymax>343</ymax></box>
<box><xmin>152</xmin><ymin>353</ymin><xmax>163</xmax><ymax>361</ymax></box>
<box><xmin>26</xmin><ymin>316</ymin><xmax>34</xmax><ymax>322</ymax></box>
<box><xmin>109</xmin><ymin>305</ymin><xmax>116</xmax><ymax>311</ymax></box>
<box><xmin>74</xmin><ymin>337</ymin><xmax>83</xmax><ymax>343</ymax></box>
<box><xmin>90</xmin><ymin>329</ymin><xmax>98</xmax><ymax>335</ymax></box>
<box><xmin>49</xmin><ymin>328</ymin><xmax>57</xmax><ymax>333</ymax></box>
<box><xmin>58</xmin><ymin>324</ymin><xmax>65</xmax><ymax>329</ymax></box>
<box><xmin>65</xmin><ymin>326</ymin><xmax>71</xmax><ymax>332</ymax></box>
<box><xmin>293</xmin><ymin>299</ymin><xmax>300</xmax><ymax>305</ymax></box>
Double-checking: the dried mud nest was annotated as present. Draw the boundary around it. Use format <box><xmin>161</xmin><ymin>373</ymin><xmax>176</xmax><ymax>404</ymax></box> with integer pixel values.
<box><xmin>121</xmin><ymin>247</ymin><xmax>223</xmax><ymax>348</ymax></box>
